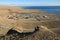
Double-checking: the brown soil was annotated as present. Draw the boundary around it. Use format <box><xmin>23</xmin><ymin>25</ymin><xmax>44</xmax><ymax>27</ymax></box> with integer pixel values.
<box><xmin>0</xmin><ymin>26</ymin><xmax>60</xmax><ymax>40</ymax></box>
<box><xmin>0</xmin><ymin>6</ymin><xmax>60</xmax><ymax>40</ymax></box>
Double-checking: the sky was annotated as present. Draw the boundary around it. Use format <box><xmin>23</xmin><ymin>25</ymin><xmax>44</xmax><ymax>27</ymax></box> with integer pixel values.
<box><xmin>0</xmin><ymin>0</ymin><xmax>60</xmax><ymax>6</ymax></box>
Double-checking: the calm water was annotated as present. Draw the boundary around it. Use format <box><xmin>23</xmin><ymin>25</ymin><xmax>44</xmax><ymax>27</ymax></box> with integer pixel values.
<box><xmin>22</xmin><ymin>6</ymin><xmax>60</xmax><ymax>14</ymax></box>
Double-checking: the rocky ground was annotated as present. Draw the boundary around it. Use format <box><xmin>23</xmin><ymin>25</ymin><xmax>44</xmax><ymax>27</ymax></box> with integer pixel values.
<box><xmin>0</xmin><ymin>6</ymin><xmax>60</xmax><ymax>40</ymax></box>
<box><xmin>0</xmin><ymin>25</ymin><xmax>60</xmax><ymax>40</ymax></box>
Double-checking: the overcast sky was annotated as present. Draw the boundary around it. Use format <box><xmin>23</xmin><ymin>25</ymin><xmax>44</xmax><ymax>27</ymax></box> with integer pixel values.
<box><xmin>0</xmin><ymin>0</ymin><xmax>60</xmax><ymax>6</ymax></box>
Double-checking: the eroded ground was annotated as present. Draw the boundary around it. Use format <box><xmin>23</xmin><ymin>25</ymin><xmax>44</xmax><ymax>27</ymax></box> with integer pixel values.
<box><xmin>0</xmin><ymin>6</ymin><xmax>60</xmax><ymax>40</ymax></box>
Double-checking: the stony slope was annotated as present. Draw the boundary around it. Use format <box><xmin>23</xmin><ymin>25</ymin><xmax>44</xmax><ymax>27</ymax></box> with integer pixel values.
<box><xmin>0</xmin><ymin>6</ymin><xmax>60</xmax><ymax>40</ymax></box>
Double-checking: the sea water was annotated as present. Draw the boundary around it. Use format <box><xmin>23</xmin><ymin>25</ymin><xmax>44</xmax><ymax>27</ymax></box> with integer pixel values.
<box><xmin>23</xmin><ymin>6</ymin><xmax>60</xmax><ymax>14</ymax></box>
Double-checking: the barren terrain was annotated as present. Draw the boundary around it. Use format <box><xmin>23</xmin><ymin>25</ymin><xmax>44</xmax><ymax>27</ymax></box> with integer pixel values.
<box><xmin>0</xmin><ymin>6</ymin><xmax>60</xmax><ymax>40</ymax></box>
